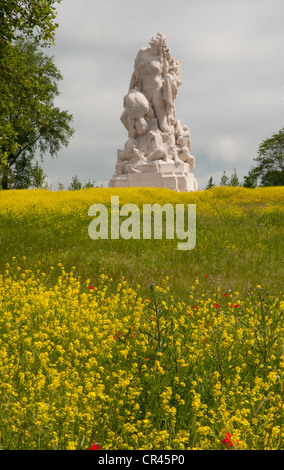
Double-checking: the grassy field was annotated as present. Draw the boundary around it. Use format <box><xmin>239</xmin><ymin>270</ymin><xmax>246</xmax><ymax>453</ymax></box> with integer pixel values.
<box><xmin>0</xmin><ymin>185</ymin><xmax>283</xmax><ymax>296</ymax></box>
<box><xmin>0</xmin><ymin>186</ymin><xmax>283</xmax><ymax>449</ymax></box>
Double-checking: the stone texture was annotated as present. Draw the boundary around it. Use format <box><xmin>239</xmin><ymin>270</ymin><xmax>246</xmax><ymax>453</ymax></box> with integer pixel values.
<box><xmin>108</xmin><ymin>33</ymin><xmax>198</xmax><ymax>192</ymax></box>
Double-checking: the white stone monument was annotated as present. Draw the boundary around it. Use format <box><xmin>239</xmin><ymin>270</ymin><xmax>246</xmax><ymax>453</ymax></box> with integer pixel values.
<box><xmin>108</xmin><ymin>33</ymin><xmax>198</xmax><ymax>192</ymax></box>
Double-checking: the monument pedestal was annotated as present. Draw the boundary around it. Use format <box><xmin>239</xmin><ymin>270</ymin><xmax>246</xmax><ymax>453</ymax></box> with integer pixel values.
<box><xmin>108</xmin><ymin>161</ymin><xmax>198</xmax><ymax>192</ymax></box>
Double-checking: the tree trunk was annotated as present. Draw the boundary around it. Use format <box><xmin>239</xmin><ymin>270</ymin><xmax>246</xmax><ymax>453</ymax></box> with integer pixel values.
<box><xmin>1</xmin><ymin>165</ymin><xmax>10</xmax><ymax>189</ymax></box>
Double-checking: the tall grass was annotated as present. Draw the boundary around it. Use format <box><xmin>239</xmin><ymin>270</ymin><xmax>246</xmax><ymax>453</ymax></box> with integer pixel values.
<box><xmin>0</xmin><ymin>186</ymin><xmax>283</xmax><ymax>296</ymax></box>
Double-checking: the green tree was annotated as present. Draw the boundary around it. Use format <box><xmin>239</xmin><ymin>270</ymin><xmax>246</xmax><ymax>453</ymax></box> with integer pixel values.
<box><xmin>206</xmin><ymin>176</ymin><xmax>214</xmax><ymax>189</ymax></box>
<box><xmin>229</xmin><ymin>168</ymin><xmax>240</xmax><ymax>187</ymax></box>
<box><xmin>83</xmin><ymin>179</ymin><xmax>96</xmax><ymax>188</ymax></box>
<box><xmin>68</xmin><ymin>175</ymin><xmax>82</xmax><ymax>191</ymax></box>
<box><xmin>57</xmin><ymin>182</ymin><xmax>65</xmax><ymax>190</ymax></box>
<box><xmin>251</xmin><ymin>128</ymin><xmax>284</xmax><ymax>187</ymax></box>
<box><xmin>0</xmin><ymin>1</ymin><xmax>64</xmax><ymax>185</ymax></box>
<box><xmin>30</xmin><ymin>161</ymin><xmax>48</xmax><ymax>189</ymax></box>
<box><xmin>259</xmin><ymin>170</ymin><xmax>284</xmax><ymax>187</ymax></box>
<box><xmin>9</xmin><ymin>155</ymin><xmax>48</xmax><ymax>189</ymax></box>
<box><xmin>0</xmin><ymin>39</ymin><xmax>74</xmax><ymax>189</ymax></box>
<box><xmin>11</xmin><ymin>154</ymin><xmax>33</xmax><ymax>189</ymax></box>
<box><xmin>243</xmin><ymin>168</ymin><xmax>257</xmax><ymax>188</ymax></box>
<box><xmin>219</xmin><ymin>171</ymin><xmax>229</xmax><ymax>186</ymax></box>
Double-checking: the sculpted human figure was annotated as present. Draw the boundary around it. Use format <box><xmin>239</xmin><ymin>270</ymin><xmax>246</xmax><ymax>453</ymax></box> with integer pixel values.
<box><xmin>147</xmin><ymin>124</ymin><xmax>179</xmax><ymax>163</ymax></box>
<box><xmin>129</xmin><ymin>32</ymin><xmax>178</xmax><ymax>133</ymax></box>
<box><xmin>120</xmin><ymin>89</ymin><xmax>153</xmax><ymax>139</ymax></box>
<box><xmin>163</xmin><ymin>58</ymin><xmax>182</xmax><ymax>125</ymax></box>
<box><xmin>174</xmin><ymin>120</ymin><xmax>195</xmax><ymax>170</ymax></box>
<box><xmin>116</xmin><ymin>136</ymin><xmax>147</xmax><ymax>174</ymax></box>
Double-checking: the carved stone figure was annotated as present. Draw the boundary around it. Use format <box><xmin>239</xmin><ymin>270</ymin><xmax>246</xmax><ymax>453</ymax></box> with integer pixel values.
<box><xmin>109</xmin><ymin>33</ymin><xmax>198</xmax><ymax>191</ymax></box>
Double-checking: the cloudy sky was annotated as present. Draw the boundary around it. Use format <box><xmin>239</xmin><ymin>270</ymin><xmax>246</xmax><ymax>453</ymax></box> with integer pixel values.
<box><xmin>41</xmin><ymin>0</ymin><xmax>284</xmax><ymax>190</ymax></box>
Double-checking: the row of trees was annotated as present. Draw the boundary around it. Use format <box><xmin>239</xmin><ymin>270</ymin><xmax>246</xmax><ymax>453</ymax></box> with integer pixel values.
<box><xmin>206</xmin><ymin>127</ymin><xmax>284</xmax><ymax>189</ymax></box>
<box><xmin>2</xmin><ymin>169</ymin><xmax>102</xmax><ymax>191</ymax></box>
<box><xmin>59</xmin><ymin>175</ymin><xmax>103</xmax><ymax>191</ymax></box>
<box><xmin>0</xmin><ymin>1</ymin><xmax>74</xmax><ymax>189</ymax></box>
<box><xmin>206</xmin><ymin>168</ymin><xmax>240</xmax><ymax>189</ymax></box>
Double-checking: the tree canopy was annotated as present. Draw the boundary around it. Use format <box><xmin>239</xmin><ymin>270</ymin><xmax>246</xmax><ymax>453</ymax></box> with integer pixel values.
<box><xmin>0</xmin><ymin>39</ymin><xmax>74</xmax><ymax>189</ymax></box>
<box><xmin>244</xmin><ymin>128</ymin><xmax>284</xmax><ymax>187</ymax></box>
<box><xmin>0</xmin><ymin>0</ymin><xmax>61</xmax><ymax>45</ymax></box>
<box><xmin>219</xmin><ymin>171</ymin><xmax>229</xmax><ymax>186</ymax></box>
<box><xmin>0</xmin><ymin>1</ymin><xmax>74</xmax><ymax>189</ymax></box>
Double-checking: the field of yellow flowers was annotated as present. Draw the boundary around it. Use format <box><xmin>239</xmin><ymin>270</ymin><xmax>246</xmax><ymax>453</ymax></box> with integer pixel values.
<box><xmin>0</xmin><ymin>186</ymin><xmax>283</xmax><ymax>450</ymax></box>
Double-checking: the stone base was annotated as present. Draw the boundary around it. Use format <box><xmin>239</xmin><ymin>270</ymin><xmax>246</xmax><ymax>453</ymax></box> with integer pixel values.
<box><xmin>108</xmin><ymin>161</ymin><xmax>198</xmax><ymax>192</ymax></box>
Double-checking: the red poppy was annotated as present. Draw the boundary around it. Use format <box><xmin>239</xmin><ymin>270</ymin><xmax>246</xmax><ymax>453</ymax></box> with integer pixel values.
<box><xmin>222</xmin><ymin>433</ymin><xmax>240</xmax><ymax>448</ymax></box>
<box><xmin>214</xmin><ymin>303</ymin><xmax>219</xmax><ymax>308</ymax></box>
<box><xmin>90</xmin><ymin>443</ymin><xmax>101</xmax><ymax>450</ymax></box>
<box><xmin>205</xmin><ymin>274</ymin><xmax>209</xmax><ymax>277</ymax></box>
<box><xmin>235</xmin><ymin>304</ymin><xmax>240</xmax><ymax>308</ymax></box>
<box><xmin>88</xmin><ymin>286</ymin><xmax>94</xmax><ymax>290</ymax></box>
<box><xmin>193</xmin><ymin>305</ymin><xmax>198</xmax><ymax>309</ymax></box>
<box><xmin>222</xmin><ymin>433</ymin><xmax>233</xmax><ymax>447</ymax></box>
<box><xmin>224</xmin><ymin>293</ymin><xmax>228</xmax><ymax>297</ymax></box>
